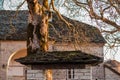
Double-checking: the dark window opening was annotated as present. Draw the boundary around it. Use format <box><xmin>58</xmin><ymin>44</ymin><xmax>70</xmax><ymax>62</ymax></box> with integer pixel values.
<box><xmin>68</xmin><ymin>69</ymin><xmax>75</xmax><ymax>79</ymax></box>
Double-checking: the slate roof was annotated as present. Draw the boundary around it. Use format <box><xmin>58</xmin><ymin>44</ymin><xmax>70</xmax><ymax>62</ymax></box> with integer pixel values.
<box><xmin>16</xmin><ymin>51</ymin><xmax>103</xmax><ymax>69</ymax></box>
<box><xmin>104</xmin><ymin>60</ymin><xmax>120</xmax><ymax>75</ymax></box>
<box><xmin>0</xmin><ymin>10</ymin><xmax>105</xmax><ymax>67</ymax></box>
<box><xmin>0</xmin><ymin>10</ymin><xmax>106</xmax><ymax>43</ymax></box>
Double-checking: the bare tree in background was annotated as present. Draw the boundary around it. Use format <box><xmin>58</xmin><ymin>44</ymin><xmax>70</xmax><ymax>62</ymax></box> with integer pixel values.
<box><xmin>72</xmin><ymin>0</ymin><xmax>120</xmax><ymax>60</ymax></box>
<box><xmin>57</xmin><ymin>0</ymin><xmax>120</xmax><ymax>59</ymax></box>
<box><xmin>60</xmin><ymin>0</ymin><xmax>120</xmax><ymax>46</ymax></box>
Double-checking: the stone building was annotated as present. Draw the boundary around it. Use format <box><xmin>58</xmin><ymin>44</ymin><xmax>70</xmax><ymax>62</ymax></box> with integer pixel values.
<box><xmin>0</xmin><ymin>10</ymin><xmax>107</xmax><ymax>80</ymax></box>
<box><xmin>104</xmin><ymin>60</ymin><xmax>120</xmax><ymax>80</ymax></box>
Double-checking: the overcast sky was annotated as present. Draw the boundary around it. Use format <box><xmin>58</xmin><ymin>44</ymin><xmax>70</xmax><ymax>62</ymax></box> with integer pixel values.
<box><xmin>0</xmin><ymin>0</ymin><xmax>27</xmax><ymax>10</ymax></box>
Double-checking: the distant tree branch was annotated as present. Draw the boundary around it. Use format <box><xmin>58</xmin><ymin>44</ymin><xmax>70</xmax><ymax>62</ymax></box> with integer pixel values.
<box><xmin>108</xmin><ymin>0</ymin><xmax>120</xmax><ymax>15</ymax></box>
<box><xmin>51</xmin><ymin>0</ymin><xmax>73</xmax><ymax>29</ymax></box>
<box><xmin>72</xmin><ymin>0</ymin><xmax>120</xmax><ymax>33</ymax></box>
<box><xmin>88</xmin><ymin>0</ymin><xmax>120</xmax><ymax>31</ymax></box>
<box><xmin>72</xmin><ymin>0</ymin><xmax>89</xmax><ymax>12</ymax></box>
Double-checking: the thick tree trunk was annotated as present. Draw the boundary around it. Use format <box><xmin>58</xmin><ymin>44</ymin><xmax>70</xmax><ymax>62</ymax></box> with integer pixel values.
<box><xmin>26</xmin><ymin>0</ymin><xmax>52</xmax><ymax>80</ymax></box>
<box><xmin>45</xmin><ymin>69</ymin><xmax>53</xmax><ymax>80</ymax></box>
<box><xmin>27</xmin><ymin>0</ymin><xmax>48</xmax><ymax>54</ymax></box>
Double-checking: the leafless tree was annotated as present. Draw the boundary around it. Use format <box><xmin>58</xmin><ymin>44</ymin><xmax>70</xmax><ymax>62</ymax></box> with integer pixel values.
<box><xmin>59</xmin><ymin>0</ymin><xmax>120</xmax><ymax>46</ymax></box>
<box><xmin>57</xmin><ymin>0</ymin><xmax>120</xmax><ymax>60</ymax></box>
<box><xmin>1</xmin><ymin>0</ymin><xmax>120</xmax><ymax>79</ymax></box>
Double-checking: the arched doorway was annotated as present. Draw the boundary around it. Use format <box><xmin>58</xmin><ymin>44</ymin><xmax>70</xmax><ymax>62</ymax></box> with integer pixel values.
<box><xmin>7</xmin><ymin>48</ymin><xmax>27</xmax><ymax>80</ymax></box>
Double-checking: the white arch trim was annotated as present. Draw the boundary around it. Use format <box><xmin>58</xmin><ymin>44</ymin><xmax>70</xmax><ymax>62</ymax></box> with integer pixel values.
<box><xmin>6</xmin><ymin>48</ymin><xmax>27</xmax><ymax>80</ymax></box>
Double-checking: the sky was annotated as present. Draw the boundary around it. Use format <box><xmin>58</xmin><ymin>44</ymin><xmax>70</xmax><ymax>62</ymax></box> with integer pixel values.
<box><xmin>0</xmin><ymin>0</ymin><xmax>120</xmax><ymax>62</ymax></box>
<box><xmin>0</xmin><ymin>0</ymin><xmax>27</xmax><ymax>10</ymax></box>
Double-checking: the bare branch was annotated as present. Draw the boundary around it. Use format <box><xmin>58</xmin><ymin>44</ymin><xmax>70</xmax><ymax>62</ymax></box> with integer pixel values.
<box><xmin>101</xmin><ymin>30</ymin><xmax>118</xmax><ymax>34</ymax></box>
<box><xmin>108</xmin><ymin>0</ymin><xmax>120</xmax><ymax>15</ymax></box>
<box><xmin>72</xmin><ymin>0</ymin><xmax>89</xmax><ymax>12</ymax></box>
<box><xmin>10</xmin><ymin>0</ymin><xmax>26</xmax><ymax>33</ymax></box>
<box><xmin>87</xmin><ymin>0</ymin><xmax>120</xmax><ymax>30</ymax></box>
<box><xmin>50</xmin><ymin>0</ymin><xmax>73</xmax><ymax>29</ymax></box>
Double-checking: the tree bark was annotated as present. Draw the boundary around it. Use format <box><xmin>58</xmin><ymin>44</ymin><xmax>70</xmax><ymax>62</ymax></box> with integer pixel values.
<box><xmin>45</xmin><ymin>69</ymin><xmax>53</xmax><ymax>80</ymax></box>
<box><xmin>26</xmin><ymin>0</ymin><xmax>52</xmax><ymax>80</ymax></box>
<box><xmin>27</xmin><ymin>0</ymin><xmax>49</xmax><ymax>54</ymax></box>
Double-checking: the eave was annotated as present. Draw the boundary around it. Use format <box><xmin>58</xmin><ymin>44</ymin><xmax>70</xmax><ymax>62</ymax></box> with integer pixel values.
<box><xmin>16</xmin><ymin>51</ymin><xmax>103</xmax><ymax>69</ymax></box>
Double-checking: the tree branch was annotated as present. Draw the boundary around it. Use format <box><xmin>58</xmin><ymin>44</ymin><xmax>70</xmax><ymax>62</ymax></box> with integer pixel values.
<box><xmin>50</xmin><ymin>0</ymin><xmax>73</xmax><ymax>29</ymax></box>
<box><xmin>72</xmin><ymin>0</ymin><xmax>89</xmax><ymax>12</ymax></box>
<box><xmin>88</xmin><ymin>0</ymin><xmax>120</xmax><ymax>31</ymax></box>
<box><xmin>108</xmin><ymin>0</ymin><xmax>120</xmax><ymax>15</ymax></box>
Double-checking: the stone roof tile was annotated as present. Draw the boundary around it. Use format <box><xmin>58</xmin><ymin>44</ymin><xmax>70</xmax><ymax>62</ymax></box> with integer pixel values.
<box><xmin>0</xmin><ymin>10</ymin><xmax>106</xmax><ymax>43</ymax></box>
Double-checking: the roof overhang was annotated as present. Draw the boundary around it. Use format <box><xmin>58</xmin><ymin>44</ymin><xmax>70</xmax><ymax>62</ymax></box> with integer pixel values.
<box><xmin>16</xmin><ymin>51</ymin><xmax>103</xmax><ymax>69</ymax></box>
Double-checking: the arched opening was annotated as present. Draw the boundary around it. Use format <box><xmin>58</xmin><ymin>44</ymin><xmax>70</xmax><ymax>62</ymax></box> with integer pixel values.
<box><xmin>7</xmin><ymin>48</ymin><xmax>27</xmax><ymax>80</ymax></box>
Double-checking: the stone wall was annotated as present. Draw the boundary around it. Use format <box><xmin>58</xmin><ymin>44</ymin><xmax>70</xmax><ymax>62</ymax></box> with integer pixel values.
<box><xmin>27</xmin><ymin>70</ymin><xmax>44</xmax><ymax>80</ymax></box>
<box><xmin>92</xmin><ymin>64</ymin><xmax>105</xmax><ymax>80</ymax></box>
<box><xmin>53</xmin><ymin>69</ymin><xmax>67</xmax><ymax>80</ymax></box>
<box><xmin>105</xmin><ymin>68</ymin><xmax>120</xmax><ymax>80</ymax></box>
<box><xmin>0</xmin><ymin>41</ymin><xmax>105</xmax><ymax>80</ymax></box>
<box><xmin>73</xmin><ymin>66</ymin><xmax>91</xmax><ymax>80</ymax></box>
<box><xmin>30</xmin><ymin>66</ymin><xmax>92</xmax><ymax>80</ymax></box>
<box><xmin>52</xmin><ymin>43</ymin><xmax>104</xmax><ymax>57</ymax></box>
<box><xmin>0</xmin><ymin>41</ymin><xmax>26</xmax><ymax>80</ymax></box>
<box><xmin>52</xmin><ymin>66</ymin><xmax>91</xmax><ymax>80</ymax></box>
